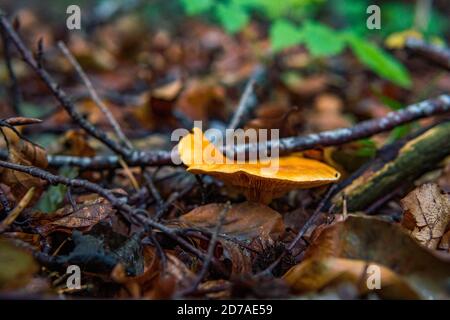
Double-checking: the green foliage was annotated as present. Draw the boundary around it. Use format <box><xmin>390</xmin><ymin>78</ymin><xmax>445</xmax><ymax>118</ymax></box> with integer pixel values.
<box><xmin>178</xmin><ymin>0</ymin><xmax>416</xmax><ymax>88</ymax></box>
<box><xmin>301</xmin><ymin>21</ymin><xmax>345</xmax><ymax>57</ymax></box>
<box><xmin>269</xmin><ymin>20</ymin><xmax>303</xmax><ymax>52</ymax></box>
<box><xmin>216</xmin><ymin>2</ymin><xmax>249</xmax><ymax>34</ymax></box>
<box><xmin>346</xmin><ymin>34</ymin><xmax>411</xmax><ymax>88</ymax></box>
<box><xmin>180</xmin><ymin>0</ymin><xmax>213</xmax><ymax>15</ymax></box>
<box><xmin>36</xmin><ymin>166</ymin><xmax>79</xmax><ymax>213</ymax></box>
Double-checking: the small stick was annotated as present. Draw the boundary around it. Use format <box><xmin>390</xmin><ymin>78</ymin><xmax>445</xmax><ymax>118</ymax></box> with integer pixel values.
<box><xmin>405</xmin><ymin>38</ymin><xmax>450</xmax><ymax>71</ymax></box>
<box><xmin>179</xmin><ymin>203</ymin><xmax>230</xmax><ymax>296</ymax></box>
<box><xmin>238</xmin><ymin>94</ymin><xmax>450</xmax><ymax>156</ymax></box>
<box><xmin>255</xmin><ymin>184</ymin><xmax>338</xmax><ymax>277</ymax></box>
<box><xmin>143</xmin><ymin>170</ymin><xmax>164</xmax><ymax>217</ymax></box>
<box><xmin>228</xmin><ymin>66</ymin><xmax>266</xmax><ymax>130</ymax></box>
<box><xmin>0</xmin><ymin>187</ymin><xmax>35</xmax><ymax>232</ymax></box>
<box><xmin>0</xmin><ymin>159</ymin><xmax>225</xmax><ymax>273</ymax></box>
<box><xmin>57</xmin><ymin>41</ymin><xmax>133</xmax><ymax>149</ymax></box>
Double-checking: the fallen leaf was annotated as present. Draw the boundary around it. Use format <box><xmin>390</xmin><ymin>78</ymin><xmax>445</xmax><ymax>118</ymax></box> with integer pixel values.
<box><xmin>176</xmin><ymin>79</ymin><xmax>226</xmax><ymax>121</ymax></box>
<box><xmin>0</xmin><ymin>238</ymin><xmax>38</xmax><ymax>291</ymax></box>
<box><xmin>180</xmin><ymin>202</ymin><xmax>284</xmax><ymax>241</ymax></box>
<box><xmin>32</xmin><ymin>198</ymin><xmax>114</xmax><ymax>236</ymax></box>
<box><xmin>299</xmin><ymin>215</ymin><xmax>450</xmax><ymax>299</ymax></box>
<box><xmin>401</xmin><ymin>183</ymin><xmax>450</xmax><ymax>249</ymax></box>
<box><xmin>439</xmin><ymin>230</ymin><xmax>450</xmax><ymax>252</ymax></box>
<box><xmin>283</xmin><ymin>257</ymin><xmax>420</xmax><ymax>299</ymax></box>
<box><xmin>179</xmin><ymin>202</ymin><xmax>284</xmax><ymax>275</ymax></box>
<box><xmin>0</xmin><ymin>126</ymin><xmax>48</xmax><ymax>201</ymax></box>
<box><xmin>112</xmin><ymin>246</ymin><xmax>196</xmax><ymax>299</ymax></box>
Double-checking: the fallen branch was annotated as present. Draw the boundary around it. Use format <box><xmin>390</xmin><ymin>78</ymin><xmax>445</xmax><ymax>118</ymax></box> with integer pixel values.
<box><xmin>237</xmin><ymin>94</ymin><xmax>450</xmax><ymax>156</ymax></box>
<box><xmin>330</xmin><ymin>120</ymin><xmax>450</xmax><ymax>212</ymax></box>
<box><xmin>0</xmin><ymin>159</ymin><xmax>225</xmax><ymax>273</ymax></box>
<box><xmin>406</xmin><ymin>38</ymin><xmax>450</xmax><ymax>71</ymax></box>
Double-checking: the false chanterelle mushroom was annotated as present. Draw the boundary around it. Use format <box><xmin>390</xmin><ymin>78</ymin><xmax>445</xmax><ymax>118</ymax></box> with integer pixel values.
<box><xmin>178</xmin><ymin>128</ymin><xmax>340</xmax><ymax>204</ymax></box>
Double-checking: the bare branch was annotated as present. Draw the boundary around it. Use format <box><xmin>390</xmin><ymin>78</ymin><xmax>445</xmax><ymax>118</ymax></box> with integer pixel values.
<box><xmin>238</xmin><ymin>94</ymin><xmax>450</xmax><ymax>156</ymax></box>
<box><xmin>57</xmin><ymin>41</ymin><xmax>133</xmax><ymax>149</ymax></box>
<box><xmin>406</xmin><ymin>38</ymin><xmax>450</xmax><ymax>71</ymax></box>
<box><xmin>0</xmin><ymin>15</ymin><xmax>132</xmax><ymax>159</ymax></box>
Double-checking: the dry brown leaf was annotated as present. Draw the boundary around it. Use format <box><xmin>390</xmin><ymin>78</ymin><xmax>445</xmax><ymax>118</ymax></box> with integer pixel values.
<box><xmin>437</xmin><ymin>159</ymin><xmax>450</xmax><ymax>193</ymax></box>
<box><xmin>180</xmin><ymin>202</ymin><xmax>284</xmax><ymax>241</ymax></box>
<box><xmin>0</xmin><ymin>126</ymin><xmax>48</xmax><ymax>201</ymax></box>
<box><xmin>307</xmin><ymin>93</ymin><xmax>351</xmax><ymax>132</ymax></box>
<box><xmin>439</xmin><ymin>230</ymin><xmax>450</xmax><ymax>252</ymax></box>
<box><xmin>179</xmin><ymin>202</ymin><xmax>285</xmax><ymax>275</ymax></box>
<box><xmin>176</xmin><ymin>79</ymin><xmax>226</xmax><ymax>121</ymax></box>
<box><xmin>401</xmin><ymin>183</ymin><xmax>450</xmax><ymax>249</ymax></box>
<box><xmin>112</xmin><ymin>246</ymin><xmax>195</xmax><ymax>299</ymax></box>
<box><xmin>283</xmin><ymin>257</ymin><xmax>420</xmax><ymax>299</ymax></box>
<box><xmin>31</xmin><ymin>198</ymin><xmax>113</xmax><ymax>236</ymax></box>
<box><xmin>300</xmin><ymin>215</ymin><xmax>450</xmax><ymax>299</ymax></box>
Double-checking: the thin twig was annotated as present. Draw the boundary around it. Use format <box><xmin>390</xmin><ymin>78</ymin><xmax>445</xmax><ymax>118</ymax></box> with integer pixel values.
<box><xmin>57</xmin><ymin>41</ymin><xmax>133</xmax><ymax>149</ymax></box>
<box><xmin>2</xmin><ymin>93</ymin><xmax>449</xmax><ymax>171</ymax></box>
<box><xmin>255</xmin><ymin>184</ymin><xmax>338</xmax><ymax>277</ymax></box>
<box><xmin>287</xmin><ymin>184</ymin><xmax>338</xmax><ymax>252</ymax></box>
<box><xmin>0</xmin><ymin>187</ymin><xmax>35</xmax><ymax>233</ymax></box>
<box><xmin>405</xmin><ymin>38</ymin><xmax>450</xmax><ymax>71</ymax></box>
<box><xmin>0</xmin><ymin>159</ymin><xmax>225</xmax><ymax>273</ymax></box>
<box><xmin>179</xmin><ymin>202</ymin><xmax>230</xmax><ymax>296</ymax></box>
<box><xmin>144</xmin><ymin>170</ymin><xmax>164</xmax><ymax>214</ymax></box>
<box><xmin>228</xmin><ymin>66</ymin><xmax>266</xmax><ymax>130</ymax></box>
<box><xmin>237</xmin><ymin>94</ymin><xmax>450</xmax><ymax>156</ymax></box>
<box><xmin>0</xmin><ymin>15</ymin><xmax>132</xmax><ymax>159</ymax></box>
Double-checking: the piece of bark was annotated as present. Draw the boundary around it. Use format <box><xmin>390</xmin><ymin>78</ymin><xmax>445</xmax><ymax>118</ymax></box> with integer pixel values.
<box><xmin>330</xmin><ymin>121</ymin><xmax>450</xmax><ymax>212</ymax></box>
<box><xmin>400</xmin><ymin>183</ymin><xmax>450</xmax><ymax>249</ymax></box>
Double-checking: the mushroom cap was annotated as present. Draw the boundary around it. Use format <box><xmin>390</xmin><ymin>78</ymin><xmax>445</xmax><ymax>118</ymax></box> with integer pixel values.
<box><xmin>178</xmin><ymin>128</ymin><xmax>340</xmax><ymax>203</ymax></box>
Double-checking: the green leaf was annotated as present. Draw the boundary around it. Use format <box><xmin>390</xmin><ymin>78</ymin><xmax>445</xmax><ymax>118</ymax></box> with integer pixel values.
<box><xmin>301</xmin><ymin>21</ymin><xmax>345</xmax><ymax>57</ymax></box>
<box><xmin>180</xmin><ymin>0</ymin><xmax>213</xmax><ymax>15</ymax></box>
<box><xmin>346</xmin><ymin>34</ymin><xmax>411</xmax><ymax>88</ymax></box>
<box><xmin>36</xmin><ymin>166</ymin><xmax>79</xmax><ymax>213</ymax></box>
<box><xmin>270</xmin><ymin>19</ymin><xmax>303</xmax><ymax>52</ymax></box>
<box><xmin>215</xmin><ymin>3</ymin><xmax>249</xmax><ymax>34</ymax></box>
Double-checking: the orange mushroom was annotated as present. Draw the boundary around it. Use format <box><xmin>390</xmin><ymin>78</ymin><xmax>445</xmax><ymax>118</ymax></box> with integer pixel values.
<box><xmin>178</xmin><ymin>128</ymin><xmax>340</xmax><ymax>204</ymax></box>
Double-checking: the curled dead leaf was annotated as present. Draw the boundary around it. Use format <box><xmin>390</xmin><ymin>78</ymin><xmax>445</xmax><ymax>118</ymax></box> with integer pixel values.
<box><xmin>401</xmin><ymin>183</ymin><xmax>450</xmax><ymax>249</ymax></box>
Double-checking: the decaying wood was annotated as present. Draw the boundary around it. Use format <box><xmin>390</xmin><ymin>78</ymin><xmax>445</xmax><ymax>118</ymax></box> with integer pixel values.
<box><xmin>330</xmin><ymin>121</ymin><xmax>450</xmax><ymax>212</ymax></box>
